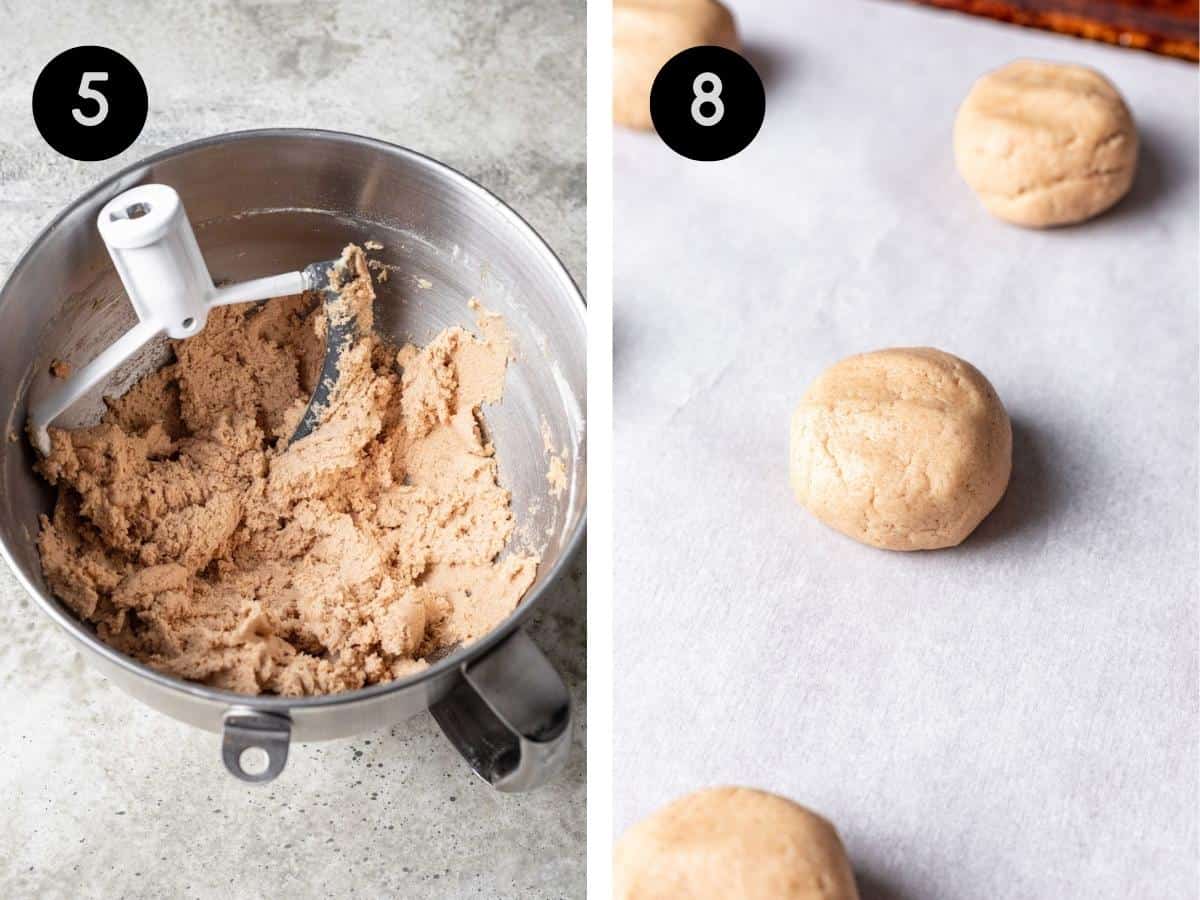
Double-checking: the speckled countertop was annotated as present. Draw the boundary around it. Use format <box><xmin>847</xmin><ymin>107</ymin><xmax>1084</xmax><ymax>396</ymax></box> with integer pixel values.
<box><xmin>0</xmin><ymin>1</ymin><xmax>585</xmax><ymax>897</ymax></box>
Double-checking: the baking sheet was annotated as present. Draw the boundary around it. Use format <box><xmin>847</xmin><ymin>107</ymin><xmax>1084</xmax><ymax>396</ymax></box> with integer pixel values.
<box><xmin>904</xmin><ymin>0</ymin><xmax>1200</xmax><ymax>61</ymax></box>
<box><xmin>613</xmin><ymin>2</ymin><xmax>1198</xmax><ymax>897</ymax></box>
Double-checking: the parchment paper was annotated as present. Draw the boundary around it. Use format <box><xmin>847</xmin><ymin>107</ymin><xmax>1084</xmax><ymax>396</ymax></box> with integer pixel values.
<box><xmin>613</xmin><ymin>3</ymin><xmax>1198</xmax><ymax>898</ymax></box>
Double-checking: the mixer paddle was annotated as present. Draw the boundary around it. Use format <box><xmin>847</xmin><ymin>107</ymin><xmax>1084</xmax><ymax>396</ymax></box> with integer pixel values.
<box><xmin>289</xmin><ymin>257</ymin><xmax>361</xmax><ymax>445</ymax></box>
<box><xmin>27</xmin><ymin>184</ymin><xmax>364</xmax><ymax>454</ymax></box>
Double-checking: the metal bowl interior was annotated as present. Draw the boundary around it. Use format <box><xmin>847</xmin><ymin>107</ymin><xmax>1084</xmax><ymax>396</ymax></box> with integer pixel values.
<box><xmin>0</xmin><ymin>130</ymin><xmax>586</xmax><ymax>732</ymax></box>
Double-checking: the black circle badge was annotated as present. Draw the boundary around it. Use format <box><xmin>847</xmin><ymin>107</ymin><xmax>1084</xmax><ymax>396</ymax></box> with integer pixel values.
<box><xmin>32</xmin><ymin>46</ymin><xmax>148</xmax><ymax>162</ymax></box>
<box><xmin>650</xmin><ymin>46</ymin><xmax>764</xmax><ymax>162</ymax></box>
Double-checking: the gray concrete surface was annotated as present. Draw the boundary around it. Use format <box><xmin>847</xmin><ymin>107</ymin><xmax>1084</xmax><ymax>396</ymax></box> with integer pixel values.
<box><xmin>0</xmin><ymin>1</ymin><xmax>585</xmax><ymax>897</ymax></box>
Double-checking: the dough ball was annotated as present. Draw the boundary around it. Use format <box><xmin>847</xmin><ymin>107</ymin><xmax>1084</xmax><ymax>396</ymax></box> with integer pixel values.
<box><xmin>953</xmin><ymin>59</ymin><xmax>1138</xmax><ymax>227</ymax></box>
<box><xmin>790</xmin><ymin>348</ymin><xmax>1011</xmax><ymax>551</ymax></box>
<box><xmin>614</xmin><ymin>0</ymin><xmax>739</xmax><ymax>130</ymax></box>
<box><xmin>615</xmin><ymin>787</ymin><xmax>859</xmax><ymax>900</ymax></box>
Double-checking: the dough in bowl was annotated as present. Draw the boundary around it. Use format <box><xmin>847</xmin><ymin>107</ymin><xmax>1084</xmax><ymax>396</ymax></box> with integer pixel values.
<box><xmin>614</xmin><ymin>0</ymin><xmax>739</xmax><ymax>130</ymax></box>
<box><xmin>615</xmin><ymin>786</ymin><xmax>859</xmax><ymax>900</ymax></box>
<box><xmin>790</xmin><ymin>348</ymin><xmax>1011</xmax><ymax>551</ymax></box>
<box><xmin>953</xmin><ymin>59</ymin><xmax>1138</xmax><ymax>227</ymax></box>
<box><xmin>34</xmin><ymin>246</ymin><xmax>540</xmax><ymax>696</ymax></box>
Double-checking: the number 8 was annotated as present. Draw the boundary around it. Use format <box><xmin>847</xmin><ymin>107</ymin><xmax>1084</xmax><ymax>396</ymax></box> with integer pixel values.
<box><xmin>691</xmin><ymin>72</ymin><xmax>724</xmax><ymax>127</ymax></box>
<box><xmin>72</xmin><ymin>72</ymin><xmax>110</xmax><ymax>127</ymax></box>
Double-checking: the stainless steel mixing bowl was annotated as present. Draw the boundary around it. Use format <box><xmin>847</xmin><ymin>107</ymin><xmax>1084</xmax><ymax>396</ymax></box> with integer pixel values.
<box><xmin>0</xmin><ymin>130</ymin><xmax>586</xmax><ymax>788</ymax></box>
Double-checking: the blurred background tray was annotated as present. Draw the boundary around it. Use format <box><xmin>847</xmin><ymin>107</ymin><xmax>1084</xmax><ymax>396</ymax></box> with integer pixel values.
<box><xmin>905</xmin><ymin>0</ymin><xmax>1199</xmax><ymax>60</ymax></box>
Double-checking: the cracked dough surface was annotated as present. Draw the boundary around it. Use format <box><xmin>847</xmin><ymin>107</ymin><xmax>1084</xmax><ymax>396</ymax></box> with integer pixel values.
<box><xmin>615</xmin><ymin>787</ymin><xmax>859</xmax><ymax>900</ymax></box>
<box><xmin>790</xmin><ymin>347</ymin><xmax>1011</xmax><ymax>551</ymax></box>
<box><xmin>953</xmin><ymin>59</ymin><xmax>1138</xmax><ymax>227</ymax></box>
<box><xmin>35</xmin><ymin>245</ymin><xmax>538</xmax><ymax>696</ymax></box>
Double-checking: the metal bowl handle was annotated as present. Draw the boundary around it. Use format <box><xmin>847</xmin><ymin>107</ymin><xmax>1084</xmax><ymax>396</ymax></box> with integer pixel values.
<box><xmin>221</xmin><ymin>707</ymin><xmax>291</xmax><ymax>783</ymax></box>
<box><xmin>431</xmin><ymin>628</ymin><xmax>572</xmax><ymax>792</ymax></box>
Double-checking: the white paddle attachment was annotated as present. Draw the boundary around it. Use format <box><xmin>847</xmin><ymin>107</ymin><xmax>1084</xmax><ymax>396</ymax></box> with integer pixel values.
<box><xmin>28</xmin><ymin>184</ymin><xmax>313</xmax><ymax>454</ymax></box>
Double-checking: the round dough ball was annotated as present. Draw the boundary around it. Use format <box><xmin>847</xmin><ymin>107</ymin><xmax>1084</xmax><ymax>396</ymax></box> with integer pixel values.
<box><xmin>614</xmin><ymin>0</ymin><xmax>739</xmax><ymax>130</ymax></box>
<box><xmin>615</xmin><ymin>787</ymin><xmax>859</xmax><ymax>900</ymax></box>
<box><xmin>790</xmin><ymin>348</ymin><xmax>1011</xmax><ymax>551</ymax></box>
<box><xmin>953</xmin><ymin>59</ymin><xmax>1138</xmax><ymax>227</ymax></box>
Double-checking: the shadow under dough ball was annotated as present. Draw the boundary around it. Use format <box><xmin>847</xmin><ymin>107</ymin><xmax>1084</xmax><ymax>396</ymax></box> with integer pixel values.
<box><xmin>790</xmin><ymin>348</ymin><xmax>1012</xmax><ymax>551</ymax></box>
<box><xmin>613</xmin><ymin>0</ymin><xmax>739</xmax><ymax>130</ymax></box>
<box><xmin>954</xmin><ymin>59</ymin><xmax>1139</xmax><ymax>227</ymax></box>
<box><xmin>615</xmin><ymin>787</ymin><xmax>860</xmax><ymax>900</ymax></box>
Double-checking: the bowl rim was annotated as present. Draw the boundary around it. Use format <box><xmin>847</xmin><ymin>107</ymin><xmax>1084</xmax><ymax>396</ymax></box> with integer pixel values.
<box><xmin>0</xmin><ymin>126</ymin><xmax>587</xmax><ymax>713</ymax></box>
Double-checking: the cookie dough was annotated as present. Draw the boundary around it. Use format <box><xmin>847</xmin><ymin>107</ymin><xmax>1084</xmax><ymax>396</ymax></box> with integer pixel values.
<box><xmin>953</xmin><ymin>59</ymin><xmax>1138</xmax><ymax>227</ymax></box>
<box><xmin>615</xmin><ymin>787</ymin><xmax>860</xmax><ymax>900</ymax></box>
<box><xmin>790</xmin><ymin>348</ymin><xmax>1011</xmax><ymax>551</ymax></box>
<box><xmin>614</xmin><ymin>0</ymin><xmax>739</xmax><ymax>130</ymax></box>
<box><xmin>35</xmin><ymin>245</ymin><xmax>538</xmax><ymax>696</ymax></box>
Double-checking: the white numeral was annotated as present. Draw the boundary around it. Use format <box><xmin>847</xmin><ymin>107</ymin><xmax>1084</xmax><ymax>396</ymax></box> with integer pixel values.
<box><xmin>72</xmin><ymin>72</ymin><xmax>110</xmax><ymax>127</ymax></box>
<box><xmin>691</xmin><ymin>72</ymin><xmax>724</xmax><ymax>127</ymax></box>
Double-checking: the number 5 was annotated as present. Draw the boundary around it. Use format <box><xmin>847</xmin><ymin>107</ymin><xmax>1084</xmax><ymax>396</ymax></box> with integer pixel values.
<box><xmin>72</xmin><ymin>72</ymin><xmax>109</xmax><ymax>127</ymax></box>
